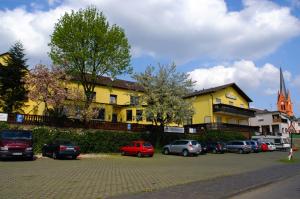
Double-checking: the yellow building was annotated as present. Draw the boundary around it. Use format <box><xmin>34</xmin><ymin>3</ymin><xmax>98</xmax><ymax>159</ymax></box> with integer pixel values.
<box><xmin>1</xmin><ymin>52</ymin><xmax>256</xmax><ymax>130</ymax></box>
<box><xmin>0</xmin><ymin>52</ymin><xmax>9</xmax><ymax>65</ymax></box>
<box><xmin>184</xmin><ymin>83</ymin><xmax>256</xmax><ymax>132</ymax></box>
<box><xmin>24</xmin><ymin>76</ymin><xmax>151</xmax><ymax>124</ymax></box>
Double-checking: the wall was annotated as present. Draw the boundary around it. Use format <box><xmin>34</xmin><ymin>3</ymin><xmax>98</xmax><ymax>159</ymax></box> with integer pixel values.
<box><xmin>190</xmin><ymin>85</ymin><xmax>251</xmax><ymax>124</ymax></box>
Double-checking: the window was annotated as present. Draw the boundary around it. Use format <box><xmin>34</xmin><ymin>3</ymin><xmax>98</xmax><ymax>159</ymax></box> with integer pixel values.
<box><xmin>136</xmin><ymin>110</ymin><xmax>143</xmax><ymax>121</ymax></box>
<box><xmin>143</xmin><ymin>142</ymin><xmax>152</xmax><ymax>147</ymax></box>
<box><xmin>98</xmin><ymin>108</ymin><xmax>105</xmax><ymax>120</ymax></box>
<box><xmin>216</xmin><ymin>116</ymin><xmax>222</xmax><ymax>123</ymax></box>
<box><xmin>215</xmin><ymin>98</ymin><xmax>221</xmax><ymax>104</ymax></box>
<box><xmin>126</xmin><ymin>110</ymin><xmax>132</xmax><ymax>121</ymax></box>
<box><xmin>110</xmin><ymin>95</ymin><xmax>117</xmax><ymax>104</ymax></box>
<box><xmin>179</xmin><ymin>141</ymin><xmax>188</xmax><ymax>145</ymax></box>
<box><xmin>146</xmin><ymin>113</ymin><xmax>154</xmax><ymax>122</ymax></box>
<box><xmin>130</xmin><ymin>96</ymin><xmax>139</xmax><ymax>105</ymax></box>
<box><xmin>204</xmin><ymin>116</ymin><xmax>211</xmax><ymax>123</ymax></box>
<box><xmin>229</xmin><ymin>101</ymin><xmax>234</xmax><ymax>105</ymax></box>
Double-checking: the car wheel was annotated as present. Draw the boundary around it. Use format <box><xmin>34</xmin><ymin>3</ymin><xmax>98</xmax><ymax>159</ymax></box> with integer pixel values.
<box><xmin>52</xmin><ymin>152</ymin><xmax>58</xmax><ymax>159</ymax></box>
<box><xmin>42</xmin><ymin>150</ymin><xmax>46</xmax><ymax>157</ymax></box>
<box><xmin>121</xmin><ymin>151</ymin><xmax>125</xmax><ymax>156</ymax></box>
<box><xmin>27</xmin><ymin>155</ymin><xmax>34</xmax><ymax>161</ymax></box>
<box><xmin>72</xmin><ymin>155</ymin><xmax>77</xmax><ymax>160</ymax></box>
<box><xmin>239</xmin><ymin>149</ymin><xmax>243</xmax><ymax>154</ymax></box>
<box><xmin>163</xmin><ymin>148</ymin><xmax>169</xmax><ymax>155</ymax></box>
<box><xmin>182</xmin><ymin>149</ymin><xmax>189</xmax><ymax>157</ymax></box>
<box><xmin>212</xmin><ymin>149</ymin><xmax>217</xmax><ymax>154</ymax></box>
<box><xmin>137</xmin><ymin>152</ymin><xmax>142</xmax><ymax>158</ymax></box>
<box><xmin>149</xmin><ymin>154</ymin><xmax>154</xmax><ymax>157</ymax></box>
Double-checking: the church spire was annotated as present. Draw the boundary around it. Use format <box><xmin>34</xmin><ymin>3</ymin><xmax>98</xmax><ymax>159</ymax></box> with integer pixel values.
<box><xmin>280</xmin><ymin>67</ymin><xmax>288</xmax><ymax>98</ymax></box>
<box><xmin>277</xmin><ymin>67</ymin><xmax>293</xmax><ymax>116</ymax></box>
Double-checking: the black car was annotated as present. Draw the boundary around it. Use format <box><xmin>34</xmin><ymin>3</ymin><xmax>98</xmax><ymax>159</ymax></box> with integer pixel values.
<box><xmin>199</xmin><ymin>142</ymin><xmax>208</xmax><ymax>154</ymax></box>
<box><xmin>206</xmin><ymin>142</ymin><xmax>227</xmax><ymax>153</ymax></box>
<box><xmin>42</xmin><ymin>139</ymin><xmax>80</xmax><ymax>159</ymax></box>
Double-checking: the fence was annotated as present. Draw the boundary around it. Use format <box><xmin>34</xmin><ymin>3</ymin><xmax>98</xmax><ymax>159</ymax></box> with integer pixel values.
<box><xmin>6</xmin><ymin>113</ymin><xmax>150</xmax><ymax>132</ymax></box>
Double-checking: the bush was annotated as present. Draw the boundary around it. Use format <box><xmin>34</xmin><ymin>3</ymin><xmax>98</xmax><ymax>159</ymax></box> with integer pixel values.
<box><xmin>32</xmin><ymin>127</ymin><xmax>148</xmax><ymax>153</ymax></box>
<box><xmin>186</xmin><ymin>130</ymin><xmax>246</xmax><ymax>143</ymax></box>
<box><xmin>0</xmin><ymin>122</ymin><xmax>9</xmax><ymax>130</ymax></box>
<box><xmin>4</xmin><ymin>126</ymin><xmax>247</xmax><ymax>153</ymax></box>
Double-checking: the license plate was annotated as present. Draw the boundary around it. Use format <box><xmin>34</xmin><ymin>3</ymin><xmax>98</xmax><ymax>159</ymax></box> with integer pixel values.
<box><xmin>67</xmin><ymin>147</ymin><xmax>74</xmax><ymax>150</ymax></box>
<box><xmin>12</xmin><ymin>152</ymin><xmax>22</xmax><ymax>155</ymax></box>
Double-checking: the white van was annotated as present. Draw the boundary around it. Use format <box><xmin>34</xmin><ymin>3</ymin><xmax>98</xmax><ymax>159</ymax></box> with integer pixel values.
<box><xmin>251</xmin><ymin>135</ymin><xmax>290</xmax><ymax>151</ymax></box>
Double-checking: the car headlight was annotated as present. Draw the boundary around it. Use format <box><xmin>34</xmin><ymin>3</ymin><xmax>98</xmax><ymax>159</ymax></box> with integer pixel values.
<box><xmin>25</xmin><ymin>147</ymin><xmax>33</xmax><ymax>151</ymax></box>
<box><xmin>0</xmin><ymin>146</ymin><xmax>8</xmax><ymax>151</ymax></box>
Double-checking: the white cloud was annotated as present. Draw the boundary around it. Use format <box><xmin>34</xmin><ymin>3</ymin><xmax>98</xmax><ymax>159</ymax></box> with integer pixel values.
<box><xmin>0</xmin><ymin>0</ymin><xmax>300</xmax><ymax>65</ymax></box>
<box><xmin>292</xmin><ymin>75</ymin><xmax>300</xmax><ymax>87</ymax></box>
<box><xmin>187</xmin><ymin>60</ymin><xmax>292</xmax><ymax>95</ymax></box>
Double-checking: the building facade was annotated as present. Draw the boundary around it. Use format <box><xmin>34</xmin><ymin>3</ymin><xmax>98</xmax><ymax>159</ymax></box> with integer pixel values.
<box><xmin>24</xmin><ymin>76</ymin><xmax>152</xmax><ymax>124</ymax></box>
<box><xmin>249</xmin><ymin>109</ymin><xmax>292</xmax><ymax>137</ymax></box>
<box><xmin>184</xmin><ymin>83</ymin><xmax>256</xmax><ymax>133</ymax></box>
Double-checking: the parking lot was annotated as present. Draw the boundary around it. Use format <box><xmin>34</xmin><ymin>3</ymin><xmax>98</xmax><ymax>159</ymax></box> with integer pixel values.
<box><xmin>1</xmin><ymin>151</ymin><xmax>298</xmax><ymax>199</ymax></box>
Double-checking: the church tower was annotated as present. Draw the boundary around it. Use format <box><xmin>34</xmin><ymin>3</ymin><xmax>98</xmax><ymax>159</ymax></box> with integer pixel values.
<box><xmin>277</xmin><ymin>68</ymin><xmax>293</xmax><ymax>116</ymax></box>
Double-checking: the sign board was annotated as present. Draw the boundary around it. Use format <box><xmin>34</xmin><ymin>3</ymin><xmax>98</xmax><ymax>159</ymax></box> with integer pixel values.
<box><xmin>287</xmin><ymin>123</ymin><xmax>296</xmax><ymax>134</ymax></box>
<box><xmin>189</xmin><ymin>128</ymin><xmax>197</xmax><ymax>134</ymax></box>
<box><xmin>0</xmin><ymin>113</ymin><xmax>8</xmax><ymax>122</ymax></box>
<box><xmin>164</xmin><ymin>126</ymin><xmax>184</xmax><ymax>133</ymax></box>
<box><xmin>225</xmin><ymin>92</ymin><xmax>237</xmax><ymax>100</ymax></box>
<box><xmin>16</xmin><ymin>114</ymin><xmax>24</xmax><ymax>123</ymax></box>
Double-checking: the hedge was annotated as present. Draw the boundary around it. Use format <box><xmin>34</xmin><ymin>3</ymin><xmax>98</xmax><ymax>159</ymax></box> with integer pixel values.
<box><xmin>1</xmin><ymin>125</ymin><xmax>247</xmax><ymax>153</ymax></box>
<box><xmin>32</xmin><ymin>127</ymin><xmax>147</xmax><ymax>153</ymax></box>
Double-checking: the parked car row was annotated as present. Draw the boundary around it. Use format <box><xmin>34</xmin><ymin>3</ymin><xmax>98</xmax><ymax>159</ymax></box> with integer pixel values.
<box><xmin>120</xmin><ymin>139</ymin><xmax>279</xmax><ymax>158</ymax></box>
<box><xmin>0</xmin><ymin>130</ymin><xmax>280</xmax><ymax>160</ymax></box>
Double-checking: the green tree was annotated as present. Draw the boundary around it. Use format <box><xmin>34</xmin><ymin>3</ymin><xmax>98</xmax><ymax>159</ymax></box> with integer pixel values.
<box><xmin>0</xmin><ymin>42</ymin><xmax>28</xmax><ymax>113</ymax></box>
<box><xmin>134</xmin><ymin>63</ymin><xmax>195</xmax><ymax>145</ymax></box>
<box><xmin>49</xmin><ymin>6</ymin><xmax>131</xmax><ymax>117</ymax></box>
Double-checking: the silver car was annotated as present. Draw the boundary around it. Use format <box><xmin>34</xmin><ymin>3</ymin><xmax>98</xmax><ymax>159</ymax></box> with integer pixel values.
<box><xmin>162</xmin><ymin>140</ymin><xmax>202</xmax><ymax>157</ymax></box>
<box><xmin>226</xmin><ymin>140</ymin><xmax>252</xmax><ymax>154</ymax></box>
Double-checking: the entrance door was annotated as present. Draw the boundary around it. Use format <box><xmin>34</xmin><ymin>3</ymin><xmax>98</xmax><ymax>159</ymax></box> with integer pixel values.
<box><xmin>112</xmin><ymin>113</ymin><xmax>117</xmax><ymax>123</ymax></box>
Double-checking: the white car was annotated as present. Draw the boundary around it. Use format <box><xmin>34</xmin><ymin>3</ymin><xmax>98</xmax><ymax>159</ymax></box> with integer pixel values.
<box><xmin>265</xmin><ymin>142</ymin><xmax>276</xmax><ymax>151</ymax></box>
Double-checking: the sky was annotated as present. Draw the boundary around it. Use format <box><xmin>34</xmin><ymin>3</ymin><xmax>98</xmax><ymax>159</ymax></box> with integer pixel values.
<box><xmin>0</xmin><ymin>0</ymin><xmax>300</xmax><ymax>116</ymax></box>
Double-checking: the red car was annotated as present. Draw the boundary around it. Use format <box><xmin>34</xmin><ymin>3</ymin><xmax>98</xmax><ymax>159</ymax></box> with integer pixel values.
<box><xmin>120</xmin><ymin>140</ymin><xmax>154</xmax><ymax>157</ymax></box>
<box><xmin>260</xmin><ymin>142</ymin><xmax>268</xmax><ymax>152</ymax></box>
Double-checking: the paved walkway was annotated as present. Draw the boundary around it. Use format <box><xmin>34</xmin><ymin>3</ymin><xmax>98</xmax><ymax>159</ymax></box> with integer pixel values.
<box><xmin>111</xmin><ymin>162</ymin><xmax>300</xmax><ymax>199</ymax></box>
<box><xmin>231</xmin><ymin>173</ymin><xmax>300</xmax><ymax>199</ymax></box>
<box><xmin>0</xmin><ymin>152</ymin><xmax>298</xmax><ymax>199</ymax></box>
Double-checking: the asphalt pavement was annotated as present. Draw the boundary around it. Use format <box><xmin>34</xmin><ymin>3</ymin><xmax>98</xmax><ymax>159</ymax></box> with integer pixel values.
<box><xmin>232</xmin><ymin>173</ymin><xmax>300</xmax><ymax>199</ymax></box>
<box><xmin>111</xmin><ymin>162</ymin><xmax>300</xmax><ymax>199</ymax></box>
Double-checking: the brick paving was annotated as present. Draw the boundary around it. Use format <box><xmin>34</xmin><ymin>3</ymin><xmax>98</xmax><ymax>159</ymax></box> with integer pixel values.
<box><xmin>0</xmin><ymin>151</ymin><xmax>298</xmax><ymax>199</ymax></box>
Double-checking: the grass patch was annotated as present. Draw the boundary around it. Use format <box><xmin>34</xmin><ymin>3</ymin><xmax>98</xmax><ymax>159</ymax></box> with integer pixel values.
<box><xmin>279</xmin><ymin>158</ymin><xmax>300</xmax><ymax>164</ymax></box>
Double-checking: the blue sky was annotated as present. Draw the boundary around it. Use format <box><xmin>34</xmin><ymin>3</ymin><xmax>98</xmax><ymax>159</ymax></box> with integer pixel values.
<box><xmin>0</xmin><ymin>0</ymin><xmax>300</xmax><ymax>116</ymax></box>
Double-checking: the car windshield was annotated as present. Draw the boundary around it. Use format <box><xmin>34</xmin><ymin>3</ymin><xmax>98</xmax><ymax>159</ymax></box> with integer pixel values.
<box><xmin>1</xmin><ymin>131</ymin><xmax>32</xmax><ymax>140</ymax></box>
<box><xmin>191</xmin><ymin>141</ymin><xmax>199</xmax><ymax>145</ymax></box>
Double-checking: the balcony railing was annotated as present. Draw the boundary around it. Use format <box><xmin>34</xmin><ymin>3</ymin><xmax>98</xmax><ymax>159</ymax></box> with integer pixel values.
<box><xmin>185</xmin><ymin>123</ymin><xmax>259</xmax><ymax>133</ymax></box>
<box><xmin>213</xmin><ymin>103</ymin><xmax>255</xmax><ymax>117</ymax></box>
<box><xmin>6</xmin><ymin>113</ymin><xmax>150</xmax><ymax>132</ymax></box>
